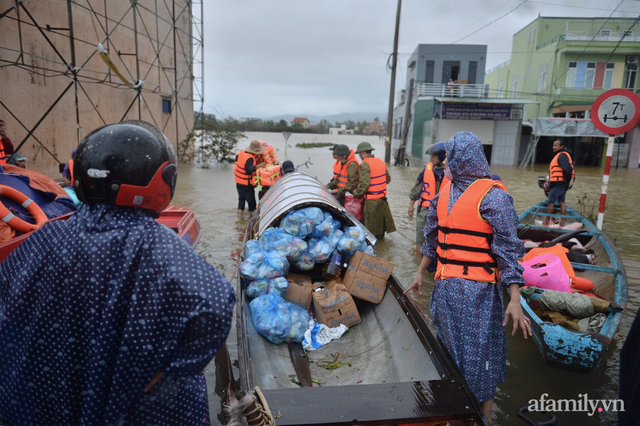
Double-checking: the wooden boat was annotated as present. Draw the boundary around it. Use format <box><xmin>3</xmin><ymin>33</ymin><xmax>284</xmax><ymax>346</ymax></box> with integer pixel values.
<box><xmin>220</xmin><ymin>172</ymin><xmax>489</xmax><ymax>426</ymax></box>
<box><xmin>517</xmin><ymin>201</ymin><xmax>627</xmax><ymax>373</ymax></box>
<box><xmin>0</xmin><ymin>204</ymin><xmax>202</xmax><ymax>262</ymax></box>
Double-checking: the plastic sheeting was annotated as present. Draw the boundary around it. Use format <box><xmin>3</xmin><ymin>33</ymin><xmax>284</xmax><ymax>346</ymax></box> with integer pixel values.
<box><xmin>532</xmin><ymin>118</ymin><xmax>610</xmax><ymax>137</ymax></box>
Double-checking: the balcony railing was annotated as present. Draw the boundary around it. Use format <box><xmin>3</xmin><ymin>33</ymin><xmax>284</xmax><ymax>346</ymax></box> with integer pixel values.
<box><xmin>414</xmin><ymin>82</ymin><xmax>489</xmax><ymax>98</ymax></box>
<box><xmin>565</xmin><ymin>21</ymin><xmax>640</xmax><ymax>42</ymax></box>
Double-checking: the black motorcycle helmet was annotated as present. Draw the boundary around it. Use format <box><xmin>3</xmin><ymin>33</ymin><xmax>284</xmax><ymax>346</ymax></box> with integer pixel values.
<box><xmin>425</xmin><ymin>142</ymin><xmax>446</xmax><ymax>163</ymax></box>
<box><xmin>73</xmin><ymin>120</ymin><xmax>177</xmax><ymax>217</ymax></box>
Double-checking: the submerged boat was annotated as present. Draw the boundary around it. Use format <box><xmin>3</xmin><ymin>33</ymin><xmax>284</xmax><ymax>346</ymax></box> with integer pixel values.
<box><xmin>517</xmin><ymin>201</ymin><xmax>627</xmax><ymax>373</ymax></box>
<box><xmin>220</xmin><ymin>172</ymin><xmax>489</xmax><ymax>426</ymax></box>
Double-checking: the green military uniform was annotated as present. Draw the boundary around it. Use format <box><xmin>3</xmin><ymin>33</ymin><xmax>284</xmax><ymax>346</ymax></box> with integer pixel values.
<box><xmin>328</xmin><ymin>160</ymin><xmax>359</xmax><ymax>206</ymax></box>
<box><xmin>409</xmin><ymin>181</ymin><xmax>429</xmax><ymax>246</ymax></box>
<box><xmin>353</xmin><ymin>155</ymin><xmax>396</xmax><ymax>239</ymax></box>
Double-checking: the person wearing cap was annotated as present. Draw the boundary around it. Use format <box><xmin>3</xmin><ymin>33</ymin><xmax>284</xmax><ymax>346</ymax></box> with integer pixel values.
<box><xmin>408</xmin><ymin>142</ymin><xmax>448</xmax><ymax>254</ymax></box>
<box><xmin>327</xmin><ymin>144</ymin><xmax>359</xmax><ymax>206</ymax></box>
<box><xmin>281</xmin><ymin>160</ymin><xmax>295</xmax><ymax>175</ymax></box>
<box><xmin>8</xmin><ymin>153</ymin><xmax>27</xmax><ymax>169</ymax></box>
<box><xmin>0</xmin><ymin>119</ymin><xmax>15</xmax><ymax>165</ymax></box>
<box><xmin>327</xmin><ymin>144</ymin><xmax>341</xmax><ymax>187</ymax></box>
<box><xmin>352</xmin><ymin>141</ymin><xmax>396</xmax><ymax>239</ymax></box>
<box><xmin>234</xmin><ymin>140</ymin><xmax>266</xmax><ymax>213</ymax></box>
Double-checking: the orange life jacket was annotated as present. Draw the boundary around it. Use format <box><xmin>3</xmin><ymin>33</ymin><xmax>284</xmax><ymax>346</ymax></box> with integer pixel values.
<box><xmin>332</xmin><ymin>160</ymin><xmax>340</xmax><ymax>184</ymax></box>
<box><xmin>549</xmin><ymin>151</ymin><xmax>575</xmax><ymax>183</ymax></box>
<box><xmin>234</xmin><ymin>150</ymin><xmax>257</xmax><ymax>185</ymax></box>
<box><xmin>419</xmin><ymin>163</ymin><xmax>449</xmax><ymax>209</ymax></box>
<box><xmin>259</xmin><ymin>141</ymin><xmax>278</xmax><ymax>166</ymax></box>
<box><xmin>251</xmin><ymin>165</ymin><xmax>282</xmax><ymax>187</ymax></box>
<box><xmin>435</xmin><ymin>179</ymin><xmax>507</xmax><ymax>283</ymax></box>
<box><xmin>336</xmin><ymin>150</ymin><xmax>359</xmax><ymax>189</ymax></box>
<box><xmin>68</xmin><ymin>158</ymin><xmax>75</xmax><ymax>184</ymax></box>
<box><xmin>363</xmin><ymin>156</ymin><xmax>387</xmax><ymax>200</ymax></box>
<box><xmin>0</xmin><ymin>138</ymin><xmax>6</xmax><ymax>165</ymax></box>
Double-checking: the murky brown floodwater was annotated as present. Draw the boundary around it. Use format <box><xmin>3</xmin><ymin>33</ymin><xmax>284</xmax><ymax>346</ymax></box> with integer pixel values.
<box><xmin>172</xmin><ymin>132</ymin><xmax>640</xmax><ymax>426</ymax></box>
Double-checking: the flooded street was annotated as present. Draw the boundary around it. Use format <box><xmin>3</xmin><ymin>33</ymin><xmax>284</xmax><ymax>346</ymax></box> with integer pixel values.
<box><xmin>172</xmin><ymin>132</ymin><xmax>640</xmax><ymax>426</ymax></box>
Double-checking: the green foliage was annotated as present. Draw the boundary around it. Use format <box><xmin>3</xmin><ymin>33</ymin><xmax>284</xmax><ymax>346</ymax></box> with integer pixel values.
<box><xmin>195</xmin><ymin>125</ymin><xmax>246</xmax><ymax>164</ymax></box>
<box><xmin>295</xmin><ymin>142</ymin><xmax>335</xmax><ymax>149</ymax></box>
<box><xmin>575</xmin><ymin>192</ymin><xmax>598</xmax><ymax>224</ymax></box>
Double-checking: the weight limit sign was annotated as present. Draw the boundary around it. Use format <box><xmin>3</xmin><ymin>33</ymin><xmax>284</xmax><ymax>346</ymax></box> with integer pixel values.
<box><xmin>591</xmin><ymin>89</ymin><xmax>640</xmax><ymax>136</ymax></box>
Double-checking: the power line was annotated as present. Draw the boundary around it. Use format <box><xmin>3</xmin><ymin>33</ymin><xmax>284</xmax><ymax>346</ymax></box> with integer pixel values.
<box><xmin>450</xmin><ymin>0</ymin><xmax>529</xmax><ymax>44</ymax></box>
<box><xmin>438</xmin><ymin>0</ymin><xmax>515</xmax><ymax>44</ymax></box>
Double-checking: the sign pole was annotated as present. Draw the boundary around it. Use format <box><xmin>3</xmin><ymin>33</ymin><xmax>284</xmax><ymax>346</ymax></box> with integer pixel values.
<box><xmin>282</xmin><ymin>131</ymin><xmax>292</xmax><ymax>159</ymax></box>
<box><xmin>597</xmin><ymin>135</ymin><xmax>615</xmax><ymax>230</ymax></box>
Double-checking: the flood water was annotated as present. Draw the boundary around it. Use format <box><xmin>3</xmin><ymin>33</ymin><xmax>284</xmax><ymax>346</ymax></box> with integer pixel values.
<box><xmin>171</xmin><ymin>132</ymin><xmax>640</xmax><ymax>426</ymax></box>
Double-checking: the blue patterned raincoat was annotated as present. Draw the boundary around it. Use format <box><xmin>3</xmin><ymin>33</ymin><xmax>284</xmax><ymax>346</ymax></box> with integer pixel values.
<box><xmin>0</xmin><ymin>204</ymin><xmax>235</xmax><ymax>425</ymax></box>
<box><xmin>422</xmin><ymin>132</ymin><xmax>525</xmax><ymax>402</ymax></box>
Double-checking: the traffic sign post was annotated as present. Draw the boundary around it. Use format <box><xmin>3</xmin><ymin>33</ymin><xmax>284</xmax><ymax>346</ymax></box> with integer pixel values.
<box><xmin>591</xmin><ymin>89</ymin><xmax>640</xmax><ymax>230</ymax></box>
<box><xmin>282</xmin><ymin>131</ymin><xmax>292</xmax><ymax>158</ymax></box>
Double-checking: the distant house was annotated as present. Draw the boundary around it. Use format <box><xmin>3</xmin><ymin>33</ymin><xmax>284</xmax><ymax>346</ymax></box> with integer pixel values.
<box><xmin>292</xmin><ymin>117</ymin><xmax>311</xmax><ymax>129</ymax></box>
<box><xmin>364</xmin><ymin>122</ymin><xmax>385</xmax><ymax>135</ymax></box>
<box><xmin>329</xmin><ymin>124</ymin><xmax>354</xmax><ymax>135</ymax></box>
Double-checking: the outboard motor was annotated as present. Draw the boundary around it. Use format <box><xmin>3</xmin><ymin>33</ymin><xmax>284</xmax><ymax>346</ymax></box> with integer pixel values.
<box><xmin>537</xmin><ymin>175</ymin><xmax>550</xmax><ymax>196</ymax></box>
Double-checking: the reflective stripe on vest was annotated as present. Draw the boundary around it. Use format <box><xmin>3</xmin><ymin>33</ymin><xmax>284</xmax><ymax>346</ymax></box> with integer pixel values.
<box><xmin>337</xmin><ymin>150</ymin><xmax>359</xmax><ymax>189</ymax></box>
<box><xmin>419</xmin><ymin>163</ymin><xmax>449</xmax><ymax>209</ymax></box>
<box><xmin>332</xmin><ymin>160</ymin><xmax>341</xmax><ymax>183</ymax></box>
<box><xmin>363</xmin><ymin>157</ymin><xmax>387</xmax><ymax>200</ymax></box>
<box><xmin>252</xmin><ymin>165</ymin><xmax>281</xmax><ymax>187</ymax></box>
<box><xmin>549</xmin><ymin>151</ymin><xmax>575</xmax><ymax>183</ymax></box>
<box><xmin>234</xmin><ymin>150</ymin><xmax>256</xmax><ymax>185</ymax></box>
<box><xmin>435</xmin><ymin>179</ymin><xmax>507</xmax><ymax>283</ymax></box>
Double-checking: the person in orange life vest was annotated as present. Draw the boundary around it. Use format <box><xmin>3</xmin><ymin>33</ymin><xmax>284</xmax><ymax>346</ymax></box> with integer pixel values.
<box><xmin>404</xmin><ymin>132</ymin><xmax>530</xmax><ymax>423</ymax></box>
<box><xmin>543</xmin><ymin>139</ymin><xmax>574</xmax><ymax>227</ymax></box>
<box><xmin>234</xmin><ymin>140</ymin><xmax>266</xmax><ymax>213</ymax></box>
<box><xmin>0</xmin><ymin>119</ymin><xmax>15</xmax><ymax>165</ymax></box>
<box><xmin>352</xmin><ymin>141</ymin><xmax>396</xmax><ymax>239</ymax></box>
<box><xmin>408</xmin><ymin>142</ymin><xmax>447</xmax><ymax>254</ymax></box>
<box><xmin>327</xmin><ymin>144</ymin><xmax>359</xmax><ymax>206</ymax></box>
<box><xmin>326</xmin><ymin>144</ymin><xmax>341</xmax><ymax>187</ymax></box>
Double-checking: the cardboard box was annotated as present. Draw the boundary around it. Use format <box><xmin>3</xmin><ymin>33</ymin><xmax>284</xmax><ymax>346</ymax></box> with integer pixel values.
<box><xmin>342</xmin><ymin>251</ymin><xmax>394</xmax><ymax>304</ymax></box>
<box><xmin>312</xmin><ymin>280</ymin><xmax>361</xmax><ymax>328</ymax></box>
<box><xmin>282</xmin><ymin>273</ymin><xmax>313</xmax><ymax>310</ymax></box>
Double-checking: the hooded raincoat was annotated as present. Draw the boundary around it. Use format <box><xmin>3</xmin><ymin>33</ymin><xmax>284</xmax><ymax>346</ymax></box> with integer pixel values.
<box><xmin>421</xmin><ymin>132</ymin><xmax>524</xmax><ymax>402</ymax></box>
<box><xmin>0</xmin><ymin>204</ymin><xmax>235</xmax><ymax>425</ymax></box>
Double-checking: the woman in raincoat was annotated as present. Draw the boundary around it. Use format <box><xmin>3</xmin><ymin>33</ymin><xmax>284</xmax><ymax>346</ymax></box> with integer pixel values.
<box><xmin>404</xmin><ymin>131</ymin><xmax>531</xmax><ymax>423</ymax></box>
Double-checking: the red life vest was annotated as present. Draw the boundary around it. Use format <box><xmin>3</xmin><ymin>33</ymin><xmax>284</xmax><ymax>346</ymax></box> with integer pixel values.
<box><xmin>68</xmin><ymin>158</ymin><xmax>75</xmax><ymax>184</ymax></box>
<box><xmin>332</xmin><ymin>160</ymin><xmax>340</xmax><ymax>184</ymax></box>
<box><xmin>336</xmin><ymin>150</ymin><xmax>359</xmax><ymax>189</ymax></box>
<box><xmin>234</xmin><ymin>150</ymin><xmax>257</xmax><ymax>185</ymax></box>
<box><xmin>0</xmin><ymin>138</ymin><xmax>6</xmax><ymax>165</ymax></box>
<box><xmin>435</xmin><ymin>179</ymin><xmax>507</xmax><ymax>283</ymax></box>
<box><xmin>251</xmin><ymin>165</ymin><xmax>282</xmax><ymax>187</ymax></box>
<box><xmin>549</xmin><ymin>151</ymin><xmax>575</xmax><ymax>183</ymax></box>
<box><xmin>419</xmin><ymin>163</ymin><xmax>449</xmax><ymax>209</ymax></box>
<box><xmin>363</xmin><ymin>157</ymin><xmax>387</xmax><ymax>200</ymax></box>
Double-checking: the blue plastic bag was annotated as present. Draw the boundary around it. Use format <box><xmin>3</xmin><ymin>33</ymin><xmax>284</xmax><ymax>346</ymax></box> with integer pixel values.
<box><xmin>259</xmin><ymin>227</ymin><xmax>308</xmax><ymax>262</ymax></box>
<box><xmin>246</xmin><ymin>276</ymin><xmax>289</xmax><ymax>299</ymax></box>
<box><xmin>250</xmin><ymin>293</ymin><xmax>310</xmax><ymax>344</ymax></box>
<box><xmin>293</xmin><ymin>252</ymin><xmax>315</xmax><ymax>271</ymax></box>
<box><xmin>307</xmin><ymin>230</ymin><xmax>343</xmax><ymax>263</ymax></box>
<box><xmin>337</xmin><ymin>226</ymin><xmax>367</xmax><ymax>256</ymax></box>
<box><xmin>279</xmin><ymin>207</ymin><xmax>324</xmax><ymax>239</ymax></box>
<box><xmin>356</xmin><ymin>240</ymin><xmax>376</xmax><ymax>256</ymax></box>
<box><xmin>239</xmin><ymin>250</ymin><xmax>290</xmax><ymax>280</ymax></box>
<box><xmin>245</xmin><ymin>239</ymin><xmax>261</xmax><ymax>258</ymax></box>
<box><xmin>310</xmin><ymin>212</ymin><xmax>343</xmax><ymax>239</ymax></box>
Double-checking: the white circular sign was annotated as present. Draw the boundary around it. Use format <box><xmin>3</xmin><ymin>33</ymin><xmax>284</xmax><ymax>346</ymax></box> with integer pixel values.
<box><xmin>597</xmin><ymin>95</ymin><xmax>636</xmax><ymax>129</ymax></box>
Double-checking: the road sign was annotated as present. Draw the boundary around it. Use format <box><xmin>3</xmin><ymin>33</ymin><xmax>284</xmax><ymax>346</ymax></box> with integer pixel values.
<box><xmin>282</xmin><ymin>131</ymin><xmax>292</xmax><ymax>158</ymax></box>
<box><xmin>591</xmin><ymin>89</ymin><xmax>640</xmax><ymax>136</ymax></box>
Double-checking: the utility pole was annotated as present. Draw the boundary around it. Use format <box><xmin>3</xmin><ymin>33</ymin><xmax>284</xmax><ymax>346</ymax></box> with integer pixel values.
<box><xmin>384</xmin><ymin>0</ymin><xmax>402</xmax><ymax>163</ymax></box>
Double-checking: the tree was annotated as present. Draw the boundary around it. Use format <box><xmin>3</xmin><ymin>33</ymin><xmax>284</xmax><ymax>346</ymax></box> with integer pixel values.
<box><xmin>374</xmin><ymin>117</ymin><xmax>380</xmax><ymax>122</ymax></box>
<box><xmin>198</xmin><ymin>125</ymin><xmax>246</xmax><ymax>164</ymax></box>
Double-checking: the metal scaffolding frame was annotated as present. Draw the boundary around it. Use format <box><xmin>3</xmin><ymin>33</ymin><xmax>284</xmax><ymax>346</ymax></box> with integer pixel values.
<box><xmin>0</xmin><ymin>0</ymin><xmax>203</xmax><ymax>166</ymax></box>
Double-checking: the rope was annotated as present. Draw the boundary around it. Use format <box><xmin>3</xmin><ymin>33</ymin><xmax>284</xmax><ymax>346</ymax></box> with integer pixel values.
<box><xmin>240</xmin><ymin>386</ymin><xmax>276</xmax><ymax>426</ymax></box>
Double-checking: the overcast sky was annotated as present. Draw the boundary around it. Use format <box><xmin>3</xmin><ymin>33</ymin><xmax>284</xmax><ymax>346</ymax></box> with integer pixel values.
<box><xmin>203</xmin><ymin>0</ymin><xmax>640</xmax><ymax>119</ymax></box>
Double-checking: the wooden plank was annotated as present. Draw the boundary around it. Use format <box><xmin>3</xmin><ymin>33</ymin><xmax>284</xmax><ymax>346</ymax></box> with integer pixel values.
<box><xmin>262</xmin><ymin>380</ymin><xmax>478</xmax><ymax>425</ymax></box>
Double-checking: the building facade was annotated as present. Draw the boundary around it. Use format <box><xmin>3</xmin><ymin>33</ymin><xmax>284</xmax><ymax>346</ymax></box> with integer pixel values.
<box><xmin>393</xmin><ymin>44</ymin><xmax>530</xmax><ymax>166</ymax></box>
<box><xmin>485</xmin><ymin>17</ymin><xmax>640</xmax><ymax>167</ymax></box>
<box><xmin>0</xmin><ymin>0</ymin><xmax>198</xmax><ymax>178</ymax></box>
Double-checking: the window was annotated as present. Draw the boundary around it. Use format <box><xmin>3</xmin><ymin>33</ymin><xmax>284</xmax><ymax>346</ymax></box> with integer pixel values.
<box><xmin>162</xmin><ymin>99</ymin><xmax>171</xmax><ymax>113</ymax></box>
<box><xmin>600</xmin><ymin>29</ymin><xmax>611</xmax><ymax>36</ymax></box>
<box><xmin>498</xmin><ymin>81</ymin><xmax>504</xmax><ymax>98</ymax></box>
<box><xmin>425</xmin><ymin>60</ymin><xmax>435</xmax><ymax>83</ymax></box>
<box><xmin>603</xmin><ymin>63</ymin><xmax>615</xmax><ymax>89</ymax></box>
<box><xmin>537</xmin><ymin>64</ymin><xmax>548</xmax><ymax>92</ymax></box>
<box><xmin>585</xmin><ymin>62</ymin><xmax>596</xmax><ymax>88</ymax></box>
<box><xmin>468</xmin><ymin>61</ymin><xmax>478</xmax><ymax>84</ymax></box>
<box><xmin>623</xmin><ymin>30</ymin><xmax>634</xmax><ymax>38</ymax></box>
<box><xmin>511</xmin><ymin>75</ymin><xmax>519</xmax><ymax>98</ymax></box>
<box><xmin>625</xmin><ymin>63</ymin><xmax>638</xmax><ymax>89</ymax></box>
<box><xmin>566</xmin><ymin>62</ymin><xmax>577</xmax><ymax>87</ymax></box>
<box><xmin>529</xmin><ymin>27</ymin><xmax>537</xmax><ymax>42</ymax></box>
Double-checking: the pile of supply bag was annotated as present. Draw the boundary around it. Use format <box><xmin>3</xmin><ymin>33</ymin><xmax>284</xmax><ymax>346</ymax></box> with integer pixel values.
<box><xmin>239</xmin><ymin>206</ymin><xmax>376</xmax><ymax>345</ymax></box>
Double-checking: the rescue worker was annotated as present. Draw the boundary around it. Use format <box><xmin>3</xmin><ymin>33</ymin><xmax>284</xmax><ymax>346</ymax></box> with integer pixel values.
<box><xmin>327</xmin><ymin>144</ymin><xmax>359</xmax><ymax>206</ymax></box>
<box><xmin>327</xmin><ymin>144</ymin><xmax>340</xmax><ymax>187</ymax></box>
<box><xmin>234</xmin><ymin>140</ymin><xmax>266</xmax><ymax>213</ymax></box>
<box><xmin>352</xmin><ymin>141</ymin><xmax>396</xmax><ymax>239</ymax></box>
<box><xmin>408</xmin><ymin>142</ymin><xmax>448</xmax><ymax>253</ymax></box>
<box><xmin>404</xmin><ymin>131</ymin><xmax>530</xmax><ymax>423</ymax></box>
<box><xmin>543</xmin><ymin>139</ymin><xmax>574</xmax><ymax>227</ymax></box>
<box><xmin>7</xmin><ymin>153</ymin><xmax>27</xmax><ymax>169</ymax></box>
<box><xmin>0</xmin><ymin>120</ymin><xmax>235</xmax><ymax>426</ymax></box>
